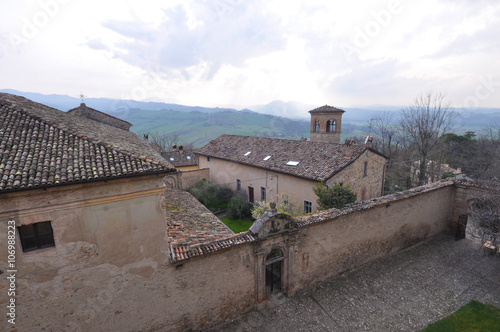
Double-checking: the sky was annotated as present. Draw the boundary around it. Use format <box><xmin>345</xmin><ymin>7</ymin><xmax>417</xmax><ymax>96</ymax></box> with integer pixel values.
<box><xmin>0</xmin><ymin>0</ymin><xmax>499</xmax><ymax>112</ymax></box>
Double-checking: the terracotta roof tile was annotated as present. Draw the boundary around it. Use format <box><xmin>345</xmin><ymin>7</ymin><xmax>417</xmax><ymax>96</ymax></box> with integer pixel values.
<box><xmin>161</xmin><ymin>150</ymin><xmax>198</xmax><ymax>167</ymax></box>
<box><xmin>0</xmin><ymin>93</ymin><xmax>175</xmax><ymax>192</ymax></box>
<box><xmin>195</xmin><ymin>134</ymin><xmax>372</xmax><ymax>181</ymax></box>
<box><xmin>164</xmin><ymin>189</ymin><xmax>255</xmax><ymax>263</ymax></box>
<box><xmin>308</xmin><ymin>105</ymin><xmax>345</xmax><ymax>113</ymax></box>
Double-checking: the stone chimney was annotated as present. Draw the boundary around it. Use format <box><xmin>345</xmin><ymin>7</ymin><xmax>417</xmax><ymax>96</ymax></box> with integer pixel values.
<box><xmin>179</xmin><ymin>145</ymin><xmax>184</xmax><ymax>154</ymax></box>
<box><xmin>344</xmin><ymin>139</ymin><xmax>356</xmax><ymax>159</ymax></box>
<box><xmin>364</xmin><ymin>136</ymin><xmax>373</xmax><ymax>148</ymax></box>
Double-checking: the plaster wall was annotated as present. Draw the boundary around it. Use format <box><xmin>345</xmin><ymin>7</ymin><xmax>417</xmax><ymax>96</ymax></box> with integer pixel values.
<box><xmin>293</xmin><ymin>185</ymin><xmax>455</xmax><ymax>289</ymax></box>
<box><xmin>199</xmin><ymin>155</ymin><xmax>321</xmax><ymax>211</ymax></box>
<box><xmin>0</xmin><ymin>175</ymin><xmax>255</xmax><ymax>331</ymax></box>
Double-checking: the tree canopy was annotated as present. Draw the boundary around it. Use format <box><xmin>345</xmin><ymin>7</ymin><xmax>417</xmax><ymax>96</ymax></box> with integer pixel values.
<box><xmin>313</xmin><ymin>182</ymin><xmax>356</xmax><ymax>210</ymax></box>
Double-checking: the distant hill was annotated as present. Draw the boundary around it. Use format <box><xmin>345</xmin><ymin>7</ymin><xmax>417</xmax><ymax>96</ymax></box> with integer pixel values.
<box><xmin>0</xmin><ymin>89</ymin><xmax>310</xmax><ymax>147</ymax></box>
<box><xmin>2</xmin><ymin>89</ymin><xmax>499</xmax><ymax>147</ymax></box>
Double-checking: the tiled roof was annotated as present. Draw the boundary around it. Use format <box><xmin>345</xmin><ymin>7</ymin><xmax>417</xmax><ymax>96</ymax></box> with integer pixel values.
<box><xmin>170</xmin><ymin>232</ymin><xmax>255</xmax><ymax>263</ymax></box>
<box><xmin>195</xmin><ymin>135</ymin><xmax>374</xmax><ymax>182</ymax></box>
<box><xmin>164</xmin><ymin>189</ymin><xmax>255</xmax><ymax>263</ymax></box>
<box><xmin>161</xmin><ymin>150</ymin><xmax>198</xmax><ymax>167</ymax></box>
<box><xmin>0</xmin><ymin>93</ymin><xmax>175</xmax><ymax>192</ymax></box>
<box><xmin>67</xmin><ymin>103</ymin><xmax>133</xmax><ymax>130</ymax></box>
<box><xmin>309</xmin><ymin>105</ymin><xmax>345</xmax><ymax>113</ymax></box>
<box><xmin>165</xmin><ymin>189</ymin><xmax>234</xmax><ymax>246</ymax></box>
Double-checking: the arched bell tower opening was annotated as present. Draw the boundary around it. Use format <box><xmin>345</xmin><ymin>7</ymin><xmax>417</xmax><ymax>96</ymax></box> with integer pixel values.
<box><xmin>309</xmin><ymin>105</ymin><xmax>345</xmax><ymax>143</ymax></box>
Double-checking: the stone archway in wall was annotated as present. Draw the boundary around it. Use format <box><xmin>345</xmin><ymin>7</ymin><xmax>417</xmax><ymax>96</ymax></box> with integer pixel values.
<box><xmin>163</xmin><ymin>173</ymin><xmax>181</xmax><ymax>189</ymax></box>
<box><xmin>249</xmin><ymin>208</ymin><xmax>298</xmax><ymax>307</ymax></box>
<box><xmin>265</xmin><ymin>248</ymin><xmax>284</xmax><ymax>294</ymax></box>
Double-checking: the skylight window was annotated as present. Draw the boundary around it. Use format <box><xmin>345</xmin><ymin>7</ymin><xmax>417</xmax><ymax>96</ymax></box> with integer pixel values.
<box><xmin>263</xmin><ymin>155</ymin><xmax>272</xmax><ymax>161</ymax></box>
<box><xmin>244</xmin><ymin>151</ymin><xmax>252</xmax><ymax>156</ymax></box>
<box><xmin>186</xmin><ymin>156</ymin><xmax>191</xmax><ymax>160</ymax></box>
<box><xmin>169</xmin><ymin>158</ymin><xmax>174</xmax><ymax>161</ymax></box>
<box><xmin>286</xmin><ymin>161</ymin><xmax>300</xmax><ymax>166</ymax></box>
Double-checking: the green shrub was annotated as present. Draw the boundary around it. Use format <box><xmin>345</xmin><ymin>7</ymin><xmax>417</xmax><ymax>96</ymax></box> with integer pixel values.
<box><xmin>441</xmin><ymin>171</ymin><xmax>456</xmax><ymax>179</ymax></box>
<box><xmin>227</xmin><ymin>196</ymin><xmax>252</xmax><ymax>220</ymax></box>
<box><xmin>187</xmin><ymin>179</ymin><xmax>236</xmax><ymax>212</ymax></box>
<box><xmin>313</xmin><ymin>182</ymin><xmax>356</xmax><ymax>210</ymax></box>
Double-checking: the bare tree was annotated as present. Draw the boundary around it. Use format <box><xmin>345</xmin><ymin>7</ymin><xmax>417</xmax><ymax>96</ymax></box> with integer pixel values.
<box><xmin>367</xmin><ymin>112</ymin><xmax>403</xmax><ymax>192</ymax></box>
<box><xmin>462</xmin><ymin>129</ymin><xmax>500</xmax><ymax>180</ymax></box>
<box><xmin>368</xmin><ymin>112</ymin><xmax>400</xmax><ymax>158</ymax></box>
<box><xmin>399</xmin><ymin>92</ymin><xmax>457</xmax><ymax>186</ymax></box>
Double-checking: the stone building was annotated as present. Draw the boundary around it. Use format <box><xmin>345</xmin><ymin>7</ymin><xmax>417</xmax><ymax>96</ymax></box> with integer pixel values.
<box><xmin>309</xmin><ymin>105</ymin><xmax>344</xmax><ymax>144</ymax></box>
<box><xmin>161</xmin><ymin>146</ymin><xmax>199</xmax><ymax>172</ymax></box>
<box><xmin>0</xmin><ymin>94</ymin><xmax>488</xmax><ymax>332</ymax></box>
<box><xmin>196</xmin><ymin>105</ymin><xmax>387</xmax><ymax>212</ymax></box>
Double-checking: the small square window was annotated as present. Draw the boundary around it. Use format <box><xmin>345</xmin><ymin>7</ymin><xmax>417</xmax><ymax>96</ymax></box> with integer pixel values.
<box><xmin>18</xmin><ymin>221</ymin><xmax>55</xmax><ymax>252</ymax></box>
<box><xmin>304</xmin><ymin>201</ymin><xmax>312</xmax><ymax>214</ymax></box>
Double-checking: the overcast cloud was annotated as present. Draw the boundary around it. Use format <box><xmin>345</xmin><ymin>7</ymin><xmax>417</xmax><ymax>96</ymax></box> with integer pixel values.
<box><xmin>0</xmin><ymin>0</ymin><xmax>499</xmax><ymax>114</ymax></box>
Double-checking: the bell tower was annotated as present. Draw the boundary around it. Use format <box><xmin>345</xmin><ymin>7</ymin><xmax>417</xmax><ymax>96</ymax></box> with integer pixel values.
<box><xmin>309</xmin><ymin>105</ymin><xmax>345</xmax><ymax>143</ymax></box>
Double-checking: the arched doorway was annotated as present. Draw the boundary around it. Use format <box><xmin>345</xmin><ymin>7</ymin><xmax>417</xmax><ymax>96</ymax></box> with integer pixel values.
<box><xmin>265</xmin><ymin>248</ymin><xmax>284</xmax><ymax>294</ymax></box>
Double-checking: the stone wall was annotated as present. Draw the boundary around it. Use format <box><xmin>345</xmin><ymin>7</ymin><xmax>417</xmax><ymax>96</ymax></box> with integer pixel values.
<box><xmin>0</xmin><ymin>180</ymin><xmax>470</xmax><ymax>331</ymax></box>
<box><xmin>309</xmin><ymin>112</ymin><xmax>343</xmax><ymax>144</ymax></box>
<box><xmin>180</xmin><ymin>168</ymin><xmax>209</xmax><ymax>189</ymax></box>
<box><xmin>326</xmin><ymin>149</ymin><xmax>387</xmax><ymax>201</ymax></box>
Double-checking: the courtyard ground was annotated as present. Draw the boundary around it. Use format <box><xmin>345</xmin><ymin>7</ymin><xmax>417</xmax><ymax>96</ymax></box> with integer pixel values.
<box><xmin>205</xmin><ymin>233</ymin><xmax>500</xmax><ymax>332</ymax></box>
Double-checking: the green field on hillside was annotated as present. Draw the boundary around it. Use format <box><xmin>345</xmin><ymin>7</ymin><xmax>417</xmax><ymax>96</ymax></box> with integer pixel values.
<box><xmin>121</xmin><ymin>109</ymin><xmax>310</xmax><ymax>148</ymax></box>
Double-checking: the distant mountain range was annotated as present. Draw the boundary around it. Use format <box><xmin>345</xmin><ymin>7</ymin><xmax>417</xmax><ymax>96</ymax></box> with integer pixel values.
<box><xmin>2</xmin><ymin>89</ymin><xmax>499</xmax><ymax>147</ymax></box>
